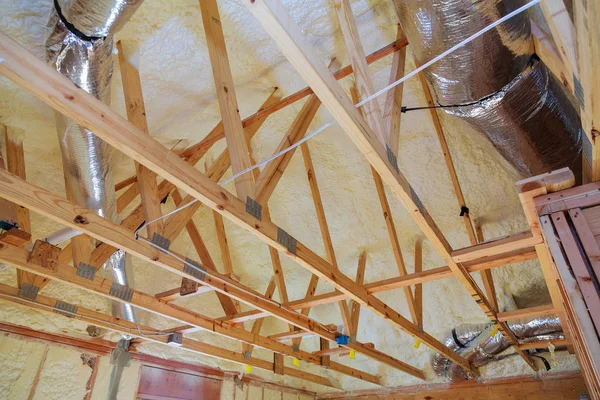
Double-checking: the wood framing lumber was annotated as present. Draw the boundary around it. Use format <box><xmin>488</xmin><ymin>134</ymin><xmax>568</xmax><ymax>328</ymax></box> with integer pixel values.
<box><xmin>517</xmin><ymin>339</ymin><xmax>569</xmax><ymax>351</ymax></box>
<box><xmin>0</xmin><ymin>172</ymin><xmax>421</xmax><ymax>380</ymax></box>
<box><xmin>530</xmin><ymin>19</ymin><xmax>575</xmax><ymax>94</ymax></box>
<box><xmin>221</xmin><ymin>246</ymin><xmax>537</xmax><ymax>324</ymax></box>
<box><xmin>115</xmin><ymin>175</ymin><xmax>137</xmax><ymax>191</ymax></box>
<box><xmin>574</xmin><ymin>0</ymin><xmax>600</xmax><ymax>182</ymax></box>
<box><xmin>242</xmin><ymin>277</ymin><xmax>277</xmax><ymax>357</ymax></box>
<box><xmin>171</xmin><ymin>189</ymin><xmax>238</xmax><ymax>315</ymax></box>
<box><xmin>0</xmin><ymin>32</ymin><xmax>459</xmax><ymax>377</ymax></box>
<box><xmin>116</xmin><ymin>41</ymin><xmax>164</xmax><ymax>237</ymax></box>
<box><xmin>239</xmin><ymin>2</ymin><xmax>510</xmax><ymax>359</ymax></box>
<box><xmin>268</xmin><ymin>324</ymin><xmax>338</xmax><ymax>341</ymax></box>
<box><xmin>383</xmin><ymin>25</ymin><xmax>406</xmax><ymax>156</ymax></box>
<box><xmin>255</xmin><ymin>94</ymin><xmax>321</xmax><ymax>204</ymax></box>
<box><xmin>413</xmin><ymin>240</ymin><xmax>423</xmax><ymax>330</ymax></box>
<box><xmin>155</xmin><ymin>285</ymin><xmax>213</xmax><ymax>302</ymax></box>
<box><xmin>0</xmin><ymin>241</ymin><xmax>381</xmax><ymax>385</ymax></box>
<box><xmin>350</xmin><ymin>251</ymin><xmax>367</xmax><ymax>336</ymax></box>
<box><xmin>199</xmin><ymin>0</ymin><xmax>255</xmax><ymax>200</ymax></box>
<box><xmin>497</xmin><ymin>304</ymin><xmax>558</xmax><ymax>322</ymax></box>
<box><xmin>161</xmin><ymin>90</ymin><xmax>281</xmax><ymax>243</ymax></box>
<box><xmin>298</xmin><ymin>141</ymin><xmax>353</xmax><ymax>343</ymax></box>
<box><xmin>0</xmin><ymin>283</ymin><xmax>336</xmax><ymax>388</ymax></box>
<box><xmin>475</xmin><ymin>222</ymin><xmax>498</xmax><ymax>312</ymax></box>
<box><xmin>333</xmin><ymin>0</ymin><xmax>387</xmax><ymax>144</ymax></box>
<box><xmin>451</xmin><ymin>231</ymin><xmax>540</xmax><ymax>264</ymax></box>
<box><xmin>179</xmin><ymin>37</ymin><xmax>409</xmax><ymax>161</ymax></box>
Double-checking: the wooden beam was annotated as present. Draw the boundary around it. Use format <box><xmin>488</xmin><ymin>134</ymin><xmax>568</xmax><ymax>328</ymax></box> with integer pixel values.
<box><xmin>333</xmin><ymin>0</ymin><xmax>387</xmax><ymax>144</ymax></box>
<box><xmin>497</xmin><ymin>304</ymin><xmax>558</xmax><ymax>322</ymax></box>
<box><xmin>383</xmin><ymin>25</ymin><xmax>406</xmax><ymax>156</ymax></box>
<box><xmin>0</xmin><ymin>283</ymin><xmax>335</xmax><ymax>388</ymax></box>
<box><xmin>475</xmin><ymin>222</ymin><xmax>498</xmax><ymax>312</ymax></box>
<box><xmin>116</xmin><ymin>41</ymin><xmax>164</xmax><ymax>237</ymax></box>
<box><xmin>161</xmin><ymin>90</ymin><xmax>280</xmax><ymax>243</ymax></box>
<box><xmin>4</xmin><ymin>126</ymin><xmax>33</xmax><ymax>287</ymax></box>
<box><xmin>171</xmin><ymin>189</ymin><xmax>238</xmax><ymax>315</ymax></box>
<box><xmin>200</xmin><ymin>0</ymin><xmax>255</xmax><ymax>199</ymax></box>
<box><xmin>350</xmin><ymin>251</ymin><xmax>367</xmax><ymax>337</ymax></box>
<box><xmin>179</xmin><ymin>37</ymin><xmax>409</xmax><ymax>161</ymax></box>
<box><xmin>255</xmin><ymin>94</ymin><xmax>321</xmax><ymax>204</ymax></box>
<box><xmin>0</xmin><ymin>32</ymin><xmax>458</xmax><ymax>377</ymax></box>
<box><xmin>268</xmin><ymin>324</ymin><xmax>337</xmax><ymax>341</ymax></box>
<box><xmin>574</xmin><ymin>0</ymin><xmax>600</xmax><ymax>182</ymax></box>
<box><xmin>413</xmin><ymin>240</ymin><xmax>423</xmax><ymax>331</ymax></box>
<box><xmin>221</xmin><ymin>246</ymin><xmax>538</xmax><ymax>324</ymax></box>
<box><xmin>0</xmin><ymin>241</ymin><xmax>381</xmax><ymax>385</ymax></box>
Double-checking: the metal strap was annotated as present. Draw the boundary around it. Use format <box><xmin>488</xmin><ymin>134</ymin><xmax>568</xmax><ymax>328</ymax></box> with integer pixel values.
<box><xmin>76</xmin><ymin>262</ymin><xmax>96</xmax><ymax>281</ymax></box>
<box><xmin>386</xmin><ymin>144</ymin><xmax>400</xmax><ymax>173</ymax></box>
<box><xmin>54</xmin><ymin>300</ymin><xmax>78</xmax><ymax>318</ymax></box>
<box><xmin>246</xmin><ymin>197</ymin><xmax>263</xmax><ymax>221</ymax></box>
<box><xmin>277</xmin><ymin>228</ymin><xmax>297</xmax><ymax>254</ymax></box>
<box><xmin>151</xmin><ymin>233</ymin><xmax>171</xmax><ymax>253</ymax></box>
<box><xmin>19</xmin><ymin>283</ymin><xmax>39</xmax><ymax>300</ymax></box>
<box><xmin>184</xmin><ymin>258</ymin><xmax>206</xmax><ymax>281</ymax></box>
<box><xmin>167</xmin><ymin>332</ymin><xmax>183</xmax><ymax>346</ymax></box>
<box><xmin>109</xmin><ymin>282</ymin><xmax>133</xmax><ymax>303</ymax></box>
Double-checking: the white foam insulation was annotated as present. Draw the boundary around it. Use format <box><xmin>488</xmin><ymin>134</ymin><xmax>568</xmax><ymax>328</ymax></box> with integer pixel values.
<box><xmin>0</xmin><ymin>0</ymin><xmax>580</xmax><ymax>396</ymax></box>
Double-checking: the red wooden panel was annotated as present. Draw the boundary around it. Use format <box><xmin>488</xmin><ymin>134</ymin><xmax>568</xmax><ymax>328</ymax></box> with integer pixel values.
<box><xmin>137</xmin><ymin>365</ymin><xmax>222</xmax><ymax>399</ymax></box>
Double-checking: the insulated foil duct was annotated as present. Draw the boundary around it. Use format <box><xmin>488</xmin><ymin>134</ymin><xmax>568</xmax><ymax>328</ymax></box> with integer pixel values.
<box><xmin>432</xmin><ymin>315</ymin><xmax>564</xmax><ymax>381</ymax></box>
<box><xmin>46</xmin><ymin>0</ymin><xmax>144</xmax><ymax>323</ymax></box>
<box><xmin>394</xmin><ymin>0</ymin><xmax>582</xmax><ymax>180</ymax></box>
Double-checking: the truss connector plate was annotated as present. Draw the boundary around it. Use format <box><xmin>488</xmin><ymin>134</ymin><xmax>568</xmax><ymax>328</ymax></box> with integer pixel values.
<box><xmin>109</xmin><ymin>281</ymin><xmax>133</xmax><ymax>303</ymax></box>
<box><xmin>54</xmin><ymin>300</ymin><xmax>78</xmax><ymax>318</ymax></box>
<box><xmin>151</xmin><ymin>233</ymin><xmax>171</xmax><ymax>253</ymax></box>
<box><xmin>292</xmin><ymin>343</ymin><xmax>300</xmax><ymax>353</ymax></box>
<box><xmin>243</xmin><ymin>351</ymin><xmax>252</xmax><ymax>360</ymax></box>
<box><xmin>184</xmin><ymin>258</ymin><xmax>206</xmax><ymax>281</ymax></box>
<box><xmin>277</xmin><ymin>228</ymin><xmax>297</xmax><ymax>254</ymax></box>
<box><xmin>167</xmin><ymin>332</ymin><xmax>183</xmax><ymax>347</ymax></box>
<box><xmin>76</xmin><ymin>262</ymin><xmax>96</xmax><ymax>281</ymax></box>
<box><xmin>246</xmin><ymin>197</ymin><xmax>263</xmax><ymax>221</ymax></box>
<box><xmin>19</xmin><ymin>283</ymin><xmax>39</xmax><ymax>300</ymax></box>
<box><xmin>386</xmin><ymin>144</ymin><xmax>400</xmax><ymax>173</ymax></box>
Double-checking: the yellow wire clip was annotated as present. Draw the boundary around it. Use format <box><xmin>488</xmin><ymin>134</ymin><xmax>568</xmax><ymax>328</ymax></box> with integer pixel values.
<box><xmin>414</xmin><ymin>339</ymin><xmax>421</xmax><ymax>349</ymax></box>
<box><xmin>293</xmin><ymin>357</ymin><xmax>299</xmax><ymax>366</ymax></box>
<box><xmin>349</xmin><ymin>349</ymin><xmax>356</xmax><ymax>359</ymax></box>
<box><xmin>244</xmin><ymin>365</ymin><xmax>252</xmax><ymax>373</ymax></box>
<box><xmin>490</xmin><ymin>326</ymin><xmax>499</xmax><ymax>337</ymax></box>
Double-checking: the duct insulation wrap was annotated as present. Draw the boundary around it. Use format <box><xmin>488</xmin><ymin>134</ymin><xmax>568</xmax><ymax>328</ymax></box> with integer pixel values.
<box><xmin>45</xmin><ymin>0</ymin><xmax>144</xmax><ymax>323</ymax></box>
<box><xmin>394</xmin><ymin>0</ymin><xmax>582</xmax><ymax>181</ymax></box>
<box><xmin>432</xmin><ymin>315</ymin><xmax>564</xmax><ymax>381</ymax></box>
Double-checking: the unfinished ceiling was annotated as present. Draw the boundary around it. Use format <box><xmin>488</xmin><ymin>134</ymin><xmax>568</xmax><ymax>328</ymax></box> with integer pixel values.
<box><xmin>0</xmin><ymin>0</ymin><xmax>581</xmax><ymax>395</ymax></box>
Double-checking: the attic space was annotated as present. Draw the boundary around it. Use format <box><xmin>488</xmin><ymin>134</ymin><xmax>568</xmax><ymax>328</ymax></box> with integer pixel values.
<box><xmin>0</xmin><ymin>0</ymin><xmax>597</xmax><ymax>399</ymax></box>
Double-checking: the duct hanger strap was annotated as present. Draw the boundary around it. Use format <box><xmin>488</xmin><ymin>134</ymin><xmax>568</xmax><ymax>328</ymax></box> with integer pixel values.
<box><xmin>53</xmin><ymin>0</ymin><xmax>107</xmax><ymax>42</ymax></box>
<box><xmin>451</xmin><ymin>328</ymin><xmax>467</xmax><ymax>349</ymax></box>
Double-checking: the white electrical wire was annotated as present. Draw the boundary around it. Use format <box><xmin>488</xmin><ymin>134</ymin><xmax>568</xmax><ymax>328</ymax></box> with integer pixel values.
<box><xmin>136</xmin><ymin>0</ymin><xmax>541</xmax><ymax>236</ymax></box>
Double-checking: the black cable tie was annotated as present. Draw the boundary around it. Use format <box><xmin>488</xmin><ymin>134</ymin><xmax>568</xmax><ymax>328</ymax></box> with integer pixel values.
<box><xmin>54</xmin><ymin>0</ymin><xmax>106</xmax><ymax>43</ymax></box>
<box><xmin>459</xmin><ymin>206</ymin><xmax>469</xmax><ymax>217</ymax></box>
<box><xmin>451</xmin><ymin>328</ymin><xmax>466</xmax><ymax>348</ymax></box>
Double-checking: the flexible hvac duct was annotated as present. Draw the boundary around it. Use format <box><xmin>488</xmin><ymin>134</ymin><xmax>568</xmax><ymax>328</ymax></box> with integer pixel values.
<box><xmin>433</xmin><ymin>315</ymin><xmax>564</xmax><ymax>381</ymax></box>
<box><xmin>393</xmin><ymin>0</ymin><xmax>582</xmax><ymax>181</ymax></box>
<box><xmin>45</xmin><ymin>0</ymin><xmax>144</xmax><ymax>323</ymax></box>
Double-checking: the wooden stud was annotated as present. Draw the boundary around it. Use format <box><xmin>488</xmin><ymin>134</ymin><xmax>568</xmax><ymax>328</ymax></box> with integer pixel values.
<box><xmin>333</xmin><ymin>0</ymin><xmax>387</xmax><ymax>144</ymax></box>
<box><xmin>413</xmin><ymin>239</ymin><xmax>423</xmax><ymax>331</ymax></box>
<box><xmin>497</xmin><ymin>304</ymin><xmax>558</xmax><ymax>322</ymax></box>
<box><xmin>319</xmin><ymin>337</ymin><xmax>330</xmax><ymax>368</ymax></box>
<box><xmin>273</xmin><ymin>353</ymin><xmax>284</xmax><ymax>375</ymax></box>
<box><xmin>475</xmin><ymin>222</ymin><xmax>498</xmax><ymax>312</ymax></box>
<box><xmin>255</xmin><ymin>95</ymin><xmax>321</xmax><ymax>204</ymax></box>
<box><xmin>199</xmin><ymin>0</ymin><xmax>254</xmax><ymax>199</ymax></box>
<box><xmin>383</xmin><ymin>25</ymin><xmax>406</xmax><ymax>156</ymax></box>
<box><xmin>116</xmin><ymin>41</ymin><xmax>164</xmax><ymax>237</ymax></box>
<box><xmin>350</xmin><ymin>252</ymin><xmax>367</xmax><ymax>337</ymax></box>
